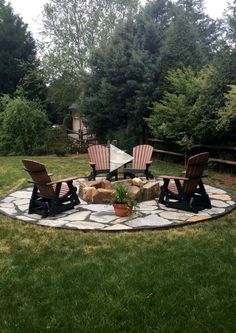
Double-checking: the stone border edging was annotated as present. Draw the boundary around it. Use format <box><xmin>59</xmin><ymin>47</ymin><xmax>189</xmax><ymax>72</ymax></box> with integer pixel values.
<box><xmin>0</xmin><ymin>180</ymin><xmax>235</xmax><ymax>232</ymax></box>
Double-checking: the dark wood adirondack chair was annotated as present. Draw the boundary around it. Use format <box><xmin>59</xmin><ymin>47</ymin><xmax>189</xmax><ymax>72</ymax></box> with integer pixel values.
<box><xmin>124</xmin><ymin>144</ymin><xmax>154</xmax><ymax>180</ymax></box>
<box><xmin>22</xmin><ymin>159</ymin><xmax>80</xmax><ymax>218</ymax></box>
<box><xmin>158</xmin><ymin>152</ymin><xmax>211</xmax><ymax>213</ymax></box>
<box><xmin>88</xmin><ymin>144</ymin><xmax>117</xmax><ymax>180</ymax></box>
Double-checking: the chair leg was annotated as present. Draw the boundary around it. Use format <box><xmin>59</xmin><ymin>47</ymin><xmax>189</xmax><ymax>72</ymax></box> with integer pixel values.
<box><xmin>69</xmin><ymin>183</ymin><xmax>80</xmax><ymax>205</ymax></box>
<box><xmin>107</xmin><ymin>170</ymin><xmax>118</xmax><ymax>181</ymax></box>
<box><xmin>158</xmin><ymin>180</ymin><xmax>169</xmax><ymax>204</ymax></box>
<box><xmin>158</xmin><ymin>188</ymin><xmax>166</xmax><ymax>204</ymax></box>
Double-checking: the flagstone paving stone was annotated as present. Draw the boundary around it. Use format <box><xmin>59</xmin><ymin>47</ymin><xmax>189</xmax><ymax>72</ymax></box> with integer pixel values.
<box><xmin>126</xmin><ymin>215</ymin><xmax>173</xmax><ymax>228</ymax></box>
<box><xmin>63</xmin><ymin>211</ymin><xmax>91</xmax><ymax>221</ymax></box>
<box><xmin>209</xmin><ymin>194</ymin><xmax>231</xmax><ymax>201</ymax></box>
<box><xmin>159</xmin><ymin>211</ymin><xmax>193</xmax><ymax>221</ymax></box>
<box><xmin>0</xmin><ymin>180</ymin><xmax>235</xmax><ymax>232</ymax></box>
<box><xmin>186</xmin><ymin>215</ymin><xmax>209</xmax><ymax>222</ymax></box>
<box><xmin>103</xmin><ymin>224</ymin><xmax>132</xmax><ymax>231</ymax></box>
<box><xmin>210</xmin><ymin>200</ymin><xmax>229</xmax><ymax>208</ymax></box>
<box><xmin>90</xmin><ymin>211</ymin><xmax>117</xmax><ymax>223</ymax></box>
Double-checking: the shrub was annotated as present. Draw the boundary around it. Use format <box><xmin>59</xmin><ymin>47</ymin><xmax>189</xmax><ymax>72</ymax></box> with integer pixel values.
<box><xmin>0</xmin><ymin>96</ymin><xmax>52</xmax><ymax>155</ymax></box>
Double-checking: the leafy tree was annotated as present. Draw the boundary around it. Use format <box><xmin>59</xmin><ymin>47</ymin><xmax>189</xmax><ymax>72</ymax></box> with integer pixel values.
<box><xmin>146</xmin><ymin>67</ymin><xmax>200</xmax><ymax>142</ymax></box>
<box><xmin>146</xmin><ymin>65</ymin><xmax>229</xmax><ymax>144</ymax></box>
<box><xmin>0</xmin><ymin>96</ymin><xmax>52</xmax><ymax>155</ymax></box>
<box><xmin>224</xmin><ymin>0</ymin><xmax>236</xmax><ymax>45</ymax></box>
<box><xmin>16</xmin><ymin>63</ymin><xmax>48</xmax><ymax>107</ymax></box>
<box><xmin>158</xmin><ymin>0</ymin><xmax>220</xmax><ymax>89</ymax></box>
<box><xmin>40</xmin><ymin>0</ymin><xmax>139</xmax><ymax>80</ymax></box>
<box><xmin>0</xmin><ymin>0</ymin><xmax>36</xmax><ymax>94</ymax></box>
<box><xmin>217</xmin><ymin>85</ymin><xmax>236</xmax><ymax>134</ymax></box>
<box><xmin>46</xmin><ymin>73</ymin><xmax>82</xmax><ymax>123</ymax></box>
<box><xmin>82</xmin><ymin>0</ymin><xmax>225</xmax><ymax>144</ymax></box>
<box><xmin>220</xmin><ymin>0</ymin><xmax>236</xmax><ymax>85</ymax></box>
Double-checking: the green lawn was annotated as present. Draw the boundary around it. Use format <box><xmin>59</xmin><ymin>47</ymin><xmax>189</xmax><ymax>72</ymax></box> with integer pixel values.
<box><xmin>0</xmin><ymin>155</ymin><xmax>235</xmax><ymax>333</ymax></box>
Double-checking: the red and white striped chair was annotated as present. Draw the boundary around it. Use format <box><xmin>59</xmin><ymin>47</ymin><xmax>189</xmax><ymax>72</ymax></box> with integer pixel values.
<box><xmin>158</xmin><ymin>152</ymin><xmax>211</xmax><ymax>212</ymax></box>
<box><xmin>88</xmin><ymin>144</ymin><xmax>117</xmax><ymax>180</ymax></box>
<box><xmin>22</xmin><ymin>159</ymin><xmax>80</xmax><ymax>218</ymax></box>
<box><xmin>124</xmin><ymin>144</ymin><xmax>154</xmax><ymax>180</ymax></box>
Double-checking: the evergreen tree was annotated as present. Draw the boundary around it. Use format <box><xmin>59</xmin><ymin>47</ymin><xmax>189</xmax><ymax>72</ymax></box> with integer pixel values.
<box><xmin>0</xmin><ymin>0</ymin><xmax>36</xmax><ymax>94</ymax></box>
<box><xmin>82</xmin><ymin>0</ymin><xmax>175</xmax><ymax>143</ymax></box>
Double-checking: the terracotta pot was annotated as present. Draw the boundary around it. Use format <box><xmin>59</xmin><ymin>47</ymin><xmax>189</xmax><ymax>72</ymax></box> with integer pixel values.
<box><xmin>113</xmin><ymin>203</ymin><xmax>133</xmax><ymax>217</ymax></box>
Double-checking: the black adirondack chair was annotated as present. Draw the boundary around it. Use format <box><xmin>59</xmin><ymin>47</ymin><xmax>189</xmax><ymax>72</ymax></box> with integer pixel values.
<box><xmin>22</xmin><ymin>159</ymin><xmax>80</xmax><ymax>218</ymax></box>
<box><xmin>158</xmin><ymin>152</ymin><xmax>211</xmax><ymax>213</ymax></box>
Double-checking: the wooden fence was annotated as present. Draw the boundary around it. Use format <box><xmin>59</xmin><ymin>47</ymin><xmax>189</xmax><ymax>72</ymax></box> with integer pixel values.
<box><xmin>148</xmin><ymin>138</ymin><xmax>236</xmax><ymax>167</ymax></box>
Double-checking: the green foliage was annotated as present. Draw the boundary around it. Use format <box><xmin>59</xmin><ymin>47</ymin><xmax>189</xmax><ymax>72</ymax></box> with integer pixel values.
<box><xmin>16</xmin><ymin>64</ymin><xmax>48</xmax><ymax>107</ymax></box>
<box><xmin>62</xmin><ymin>114</ymin><xmax>72</xmax><ymax>130</ymax></box>
<box><xmin>82</xmin><ymin>0</ymin><xmax>222</xmax><ymax>144</ymax></box>
<box><xmin>66</xmin><ymin>141</ymin><xmax>89</xmax><ymax>154</ymax></box>
<box><xmin>146</xmin><ymin>65</ymin><xmax>229</xmax><ymax>144</ymax></box>
<box><xmin>112</xmin><ymin>183</ymin><xmax>137</xmax><ymax>206</ymax></box>
<box><xmin>40</xmin><ymin>0</ymin><xmax>139</xmax><ymax>80</ymax></box>
<box><xmin>224</xmin><ymin>0</ymin><xmax>236</xmax><ymax>45</ymax></box>
<box><xmin>160</xmin><ymin>8</ymin><xmax>207</xmax><ymax>73</ymax></box>
<box><xmin>0</xmin><ymin>0</ymin><xmax>36</xmax><ymax>95</ymax></box>
<box><xmin>46</xmin><ymin>73</ymin><xmax>82</xmax><ymax>123</ymax></box>
<box><xmin>106</xmin><ymin>124</ymin><xmax>140</xmax><ymax>153</ymax></box>
<box><xmin>0</xmin><ymin>96</ymin><xmax>52</xmax><ymax>155</ymax></box>
<box><xmin>217</xmin><ymin>85</ymin><xmax>236</xmax><ymax>133</ymax></box>
<box><xmin>83</xmin><ymin>0</ymin><xmax>175</xmax><ymax>141</ymax></box>
<box><xmin>146</xmin><ymin>67</ymin><xmax>199</xmax><ymax>141</ymax></box>
<box><xmin>113</xmin><ymin>183</ymin><xmax>129</xmax><ymax>203</ymax></box>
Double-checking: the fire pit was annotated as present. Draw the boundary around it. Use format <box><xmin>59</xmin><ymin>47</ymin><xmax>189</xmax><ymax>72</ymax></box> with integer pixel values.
<box><xmin>79</xmin><ymin>178</ymin><xmax>160</xmax><ymax>204</ymax></box>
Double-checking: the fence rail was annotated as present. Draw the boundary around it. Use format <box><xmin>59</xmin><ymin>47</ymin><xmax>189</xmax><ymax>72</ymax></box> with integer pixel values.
<box><xmin>149</xmin><ymin>138</ymin><xmax>236</xmax><ymax>167</ymax></box>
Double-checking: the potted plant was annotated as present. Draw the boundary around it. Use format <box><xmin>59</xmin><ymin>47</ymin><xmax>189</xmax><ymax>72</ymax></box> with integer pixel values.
<box><xmin>112</xmin><ymin>183</ymin><xmax>136</xmax><ymax>217</ymax></box>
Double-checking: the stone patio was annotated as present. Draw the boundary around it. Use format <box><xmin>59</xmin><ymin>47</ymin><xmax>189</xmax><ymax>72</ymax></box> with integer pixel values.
<box><xmin>0</xmin><ymin>178</ymin><xmax>235</xmax><ymax>232</ymax></box>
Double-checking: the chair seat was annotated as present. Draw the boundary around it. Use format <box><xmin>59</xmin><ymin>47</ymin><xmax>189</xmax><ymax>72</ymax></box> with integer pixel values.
<box><xmin>168</xmin><ymin>181</ymin><xmax>183</xmax><ymax>196</ymax></box>
<box><xmin>52</xmin><ymin>183</ymin><xmax>70</xmax><ymax>198</ymax></box>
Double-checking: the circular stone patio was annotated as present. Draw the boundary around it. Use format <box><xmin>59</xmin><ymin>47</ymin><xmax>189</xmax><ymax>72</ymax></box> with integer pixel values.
<box><xmin>0</xmin><ymin>178</ymin><xmax>235</xmax><ymax>232</ymax></box>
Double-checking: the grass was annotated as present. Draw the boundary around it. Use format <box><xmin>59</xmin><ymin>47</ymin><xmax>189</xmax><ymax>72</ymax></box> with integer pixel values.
<box><xmin>0</xmin><ymin>155</ymin><xmax>235</xmax><ymax>333</ymax></box>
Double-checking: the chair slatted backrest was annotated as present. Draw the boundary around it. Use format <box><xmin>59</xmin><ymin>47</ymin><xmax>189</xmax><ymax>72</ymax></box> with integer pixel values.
<box><xmin>183</xmin><ymin>152</ymin><xmax>210</xmax><ymax>194</ymax></box>
<box><xmin>22</xmin><ymin>159</ymin><xmax>55</xmax><ymax>198</ymax></box>
<box><xmin>88</xmin><ymin>145</ymin><xmax>109</xmax><ymax>170</ymax></box>
<box><xmin>132</xmin><ymin>145</ymin><xmax>153</xmax><ymax>169</ymax></box>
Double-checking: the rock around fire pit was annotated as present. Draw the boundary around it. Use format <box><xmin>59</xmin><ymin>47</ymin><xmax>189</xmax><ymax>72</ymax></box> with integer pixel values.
<box><xmin>79</xmin><ymin>178</ymin><xmax>160</xmax><ymax>204</ymax></box>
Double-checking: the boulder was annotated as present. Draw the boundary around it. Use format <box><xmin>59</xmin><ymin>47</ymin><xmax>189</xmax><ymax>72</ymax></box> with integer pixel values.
<box><xmin>128</xmin><ymin>186</ymin><xmax>142</xmax><ymax>201</ymax></box>
<box><xmin>92</xmin><ymin>188</ymin><xmax>114</xmax><ymax>204</ymax></box>
<box><xmin>132</xmin><ymin>177</ymin><xmax>146</xmax><ymax>187</ymax></box>
<box><xmin>101</xmin><ymin>180</ymin><xmax>112</xmax><ymax>189</ymax></box>
<box><xmin>87</xmin><ymin>180</ymin><xmax>103</xmax><ymax>189</ymax></box>
<box><xmin>111</xmin><ymin>179</ymin><xmax>132</xmax><ymax>188</ymax></box>
<box><xmin>82</xmin><ymin>186</ymin><xmax>97</xmax><ymax>203</ymax></box>
<box><xmin>142</xmin><ymin>181</ymin><xmax>160</xmax><ymax>201</ymax></box>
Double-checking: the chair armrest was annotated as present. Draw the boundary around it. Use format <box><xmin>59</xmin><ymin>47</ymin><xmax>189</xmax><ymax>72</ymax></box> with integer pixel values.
<box><xmin>48</xmin><ymin>176</ymin><xmax>78</xmax><ymax>185</ymax></box>
<box><xmin>146</xmin><ymin>160</ymin><xmax>153</xmax><ymax>165</ymax></box>
<box><xmin>159</xmin><ymin>175</ymin><xmax>189</xmax><ymax>181</ymax></box>
<box><xmin>48</xmin><ymin>173</ymin><xmax>53</xmax><ymax>177</ymax></box>
<box><xmin>89</xmin><ymin>162</ymin><xmax>96</xmax><ymax>166</ymax></box>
